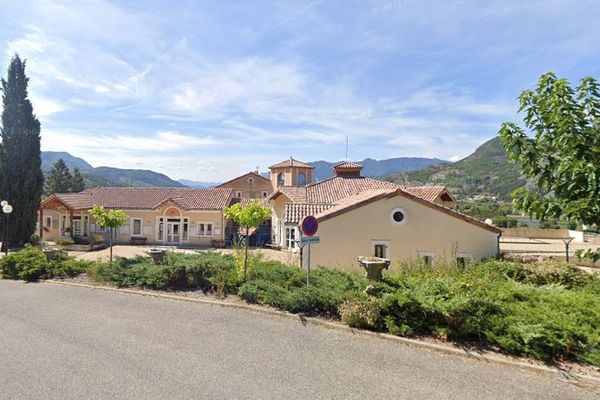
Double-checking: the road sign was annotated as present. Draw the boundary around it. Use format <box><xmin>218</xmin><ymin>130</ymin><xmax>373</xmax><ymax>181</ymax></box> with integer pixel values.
<box><xmin>301</xmin><ymin>215</ymin><xmax>318</xmax><ymax>237</ymax></box>
<box><xmin>300</xmin><ymin>236</ymin><xmax>320</xmax><ymax>245</ymax></box>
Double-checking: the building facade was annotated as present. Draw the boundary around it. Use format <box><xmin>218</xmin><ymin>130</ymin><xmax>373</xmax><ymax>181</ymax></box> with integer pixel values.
<box><xmin>268</xmin><ymin>162</ymin><xmax>500</xmax><ymax>271</ymax></box>
<box><xmin>39</xmin><ymin>187</ymin><xmax>233</xmax><ymax>246</ymax></box>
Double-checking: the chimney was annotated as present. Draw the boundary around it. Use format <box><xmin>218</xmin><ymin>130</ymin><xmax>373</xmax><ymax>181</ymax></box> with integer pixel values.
<box><xmin>331</xmin><ymin>162</ymin><xmax>363</xmax><ymax>177</ymax></box>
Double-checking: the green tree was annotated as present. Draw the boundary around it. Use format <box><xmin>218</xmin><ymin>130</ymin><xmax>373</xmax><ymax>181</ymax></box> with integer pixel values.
<box><xmin>70</xmin><ymin>167</ymin><xmax>86</xmax><ymax>192</ymax></box>
<box><xmin>224</xmin><ymin>201</ymin><xmax>271</xmax><ymax>281</ymax></box>
<box><xmin>89</xmin><ymin>205</ymin><xmax>128</xmax><ymax>263</ymax></box>
<box><xmin>499</xmin><ymin>72</ymin><xmax>600</xmax><ymax>225</ymax></box>
<box><xmin>0</xmin><ymin>55</ymin><xmax>44</xmax><ymax>245</ymax></box>
<box><xmin>45</xmin><ymin>158</ymin><xmax>72</xmax><ymax>194</ymax></box>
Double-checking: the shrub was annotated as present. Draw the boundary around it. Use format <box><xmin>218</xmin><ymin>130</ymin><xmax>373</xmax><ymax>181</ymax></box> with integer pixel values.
<box><xmin>499</xmin><ymin>261</ymin><xmax>590</xmax><ymax>289</ymax></box>
<box><xmin>0</xmin><ymin>245</ymin><xmax>48</xmax><ymax>281</ymax></box>
<box><xmin>339</xmin><ymin>297</ymin><xmax>380</xmax><ymax>329</ymax></box>
<box><xmin>29</xmin><ymin>233</ymin><xmax>41</xmax><ymax>246</ymax></box>
<box><xmin>87</xmin><ymin>252</ymin><xmax>239</xmax><ymax>293</ymax></box>
<box><xmin>46</xmin><ymin>250</ymin><xmax>92</xmax><ymax>278</ymax></box>
<box><xmin>239</xmin><ymin>262</ymin><xmax>367</xmax><ymax>316</ymax></box>
<box><xmin>56</xmin><ymin>237</ymin><xmax>75</xmax><ymax>246</ymax></box>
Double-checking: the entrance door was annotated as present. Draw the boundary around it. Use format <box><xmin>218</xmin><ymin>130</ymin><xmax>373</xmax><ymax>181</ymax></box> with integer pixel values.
<box><xmin>167</xmin><ymin>222</ymin><xmax>181</xmax><ymax>243</ymax></box>
<box><xmin>73</xmin><ymin>220</ymin><xmax>82</xmax><ymax>237</ymax></box>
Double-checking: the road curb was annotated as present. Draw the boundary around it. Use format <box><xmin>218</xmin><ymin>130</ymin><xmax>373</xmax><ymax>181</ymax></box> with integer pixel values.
<box><xmin>46</xmin><ymin>279</ymin><xmax>600</xmax><ymax>388</ymax></box>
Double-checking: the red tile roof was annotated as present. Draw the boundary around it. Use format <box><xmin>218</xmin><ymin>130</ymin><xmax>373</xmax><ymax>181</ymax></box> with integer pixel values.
<box><xmin>43</xmin><ymin>187</ymin><xmax>233</xmax><ymax>210</ymax></box>
<box><xmin>305</xmin><ymin>176</ymin><xmax>400</xmax><ymax>203</ymax></box>
<box><xmin>269</xmin><ymin>158</ymin><xmax>314</xmax><ymax>169</ymax></box>
<box><xmin>313</xmin><ymin>189</ymin><xmax>501</xmax><ymax>234</ymax></box>
<box><xmin>284</xmin><ymin>203</ymin><xmax>333</xmax><ymax>224</ymax></box>
<box><xmin>270</xmin><ymin>174</ymin><xmax>497</xmax><ymax>233</ymax></box>
<box><xmin>402</xmin><ymin>186</ymin><xmax>455</xmax><ymax>203</ymax></box>
<box><xmin>332</xmin><ymin>162</ymin><xmax>363</xmax><ymax>169</ymax></box>
<box><xmin>216</xmin><ymin>171</ymin><xmax>271</xmax><ymax>188</ymax></box>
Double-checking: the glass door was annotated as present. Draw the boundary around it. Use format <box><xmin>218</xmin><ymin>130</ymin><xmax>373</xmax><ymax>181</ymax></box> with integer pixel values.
<box><xmin>73</xmin><ymin>220</ymin><xmax>82</xmax><ymax>237</ymax></box>
<box><xmin>167</xmin><ymin>221</ymin><xmax>181</xmax><ymax>243</ymax></box>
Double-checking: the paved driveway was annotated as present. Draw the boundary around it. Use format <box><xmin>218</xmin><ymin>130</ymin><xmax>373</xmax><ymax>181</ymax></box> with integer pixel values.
<box><xmin>0</xmin><ymin>280</ymin><xmax>596</xmax><ymax>399</ymax></box>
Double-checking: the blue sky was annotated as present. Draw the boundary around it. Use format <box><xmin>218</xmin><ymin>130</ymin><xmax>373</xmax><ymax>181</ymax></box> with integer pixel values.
<box><xmin>1</xmin><ymin>0</ymin><xmax>599</xmax><ymax>181</ymax></box>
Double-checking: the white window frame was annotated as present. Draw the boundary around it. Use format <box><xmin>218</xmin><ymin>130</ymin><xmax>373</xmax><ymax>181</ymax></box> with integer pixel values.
<box><xmin>371</xmin><ymin>240</ymin><xmax>390</xmax><ymax>259</ymax></box>
<box><xmin>236</xmin><ymin>191</ymin><xmax>243</xmax><ymax>198</ymax></box>
<box><xmin>45</xmin><ymin>216</ymin><xmax>53</xmax><ymax>229</ymax></box>
<box><xmin>198</xmin><ymin>222</ymin><xmax>214</xmax><ymax>237</ymax></box>
<box><xmin>419</xmin><ymin>251</ymin><xmax>436</xmax><ymax>266</ymax></box>
<box><xmin>131</xmin><ymin>218</ymin><xmax>143</xmax><ymax>237</ymax></box>
<box><xmin>156</xmin><ymin>217</ymin><xmax>164</xmax><ymax>241</ymax></box>
<box><xmin>286</xmin><ymin>226</ymin><xmax>298</xmax><ymax>252</ymax></box>
<box><xmin>456</xmin><ymin>252</ymin><xmax>474</xmax><ymax>266</ymax></box>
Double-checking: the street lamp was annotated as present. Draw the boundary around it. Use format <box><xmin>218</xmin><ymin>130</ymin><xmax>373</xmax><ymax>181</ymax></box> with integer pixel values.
<box><xmin>2</xmin><ymin>201</ymin><xmax>13</xmax><ymax>255</ymax></box>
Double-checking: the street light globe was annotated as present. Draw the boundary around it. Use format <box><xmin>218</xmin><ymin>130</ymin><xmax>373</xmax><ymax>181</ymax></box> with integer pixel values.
<box><xmin>3</xmin><ymin>204</ymin><xmax>13</xmax><ymax>214</ymax></box>
<box><xmin>0</xmin><ymin>200</ymin><xmax>7</xmax><ymax>207</ymax></box>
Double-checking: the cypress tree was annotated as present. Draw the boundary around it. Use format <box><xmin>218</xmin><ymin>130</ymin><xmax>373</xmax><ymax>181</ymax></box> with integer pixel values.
<box><xmin>70</xmin><ymin>167</ymin><xmax>86</xmax><ymax>192</ymax></box>
<box><xmin>0</xmin><ymin>55</ymin><xmax>43</xmax><ymax>245</ymax></box>
<box><xmin>45</xmin><ymin>158</ymin><xmax>72</xmax><ymax>194</ymax></box>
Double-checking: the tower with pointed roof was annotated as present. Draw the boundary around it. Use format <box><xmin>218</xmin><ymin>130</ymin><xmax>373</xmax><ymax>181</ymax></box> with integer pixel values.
<box><xmin>269</xmin><ymin>157</ymin><xmax>314</xmax><ymax>189</ymax></box>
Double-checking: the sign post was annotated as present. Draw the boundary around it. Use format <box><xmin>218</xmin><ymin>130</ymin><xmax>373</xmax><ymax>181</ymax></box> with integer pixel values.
<box><xmin>300</xmin><ymin>216</ymin><xmax>319</xmax><ymax>286</ymax></box>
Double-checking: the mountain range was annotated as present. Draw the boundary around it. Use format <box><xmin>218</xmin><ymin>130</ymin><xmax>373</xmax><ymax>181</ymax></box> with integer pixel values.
<box><xmin>386</xmin><ymin>137</ymin><xmax>525</xmax><ymax>199</ymax></box>
<box><xmin>310</xmin><ymin>157</ymin><xmax>448</xmax><ymax>181</ymax></box>
<box><xmin>42</xmin><ymin>152</ymin><xmax>185</xmax><ymax>188</ymax></box>
<box><xmin>42</xmin><ymin>136</ymin><xmax>524</xmax><ymax>199</ymax></box>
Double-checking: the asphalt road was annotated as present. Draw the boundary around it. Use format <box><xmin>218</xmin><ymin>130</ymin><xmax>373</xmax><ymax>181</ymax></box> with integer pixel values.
<box><xmin>0</xmin><ymin>280</ymin><xmax>596</xmax><ymax>400</ymax></box>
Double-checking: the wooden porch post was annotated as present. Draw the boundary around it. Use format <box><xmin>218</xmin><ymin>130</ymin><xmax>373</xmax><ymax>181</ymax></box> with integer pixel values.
<box><xmin>39</xmin><ymin>208</ymin><xmax>44</xmax><ymax>239</ymax></box>
<box><xmin>69</xmin><ymin>209</ymin><xmax>74</xmax><ymax>236</ymax></box>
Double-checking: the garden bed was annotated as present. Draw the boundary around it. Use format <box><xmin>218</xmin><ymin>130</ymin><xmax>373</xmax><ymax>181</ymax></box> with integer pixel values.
<box><xmin>2</xmin><ymin>246</ymin><xmax>600</xmax><ymax>371</ymax></box>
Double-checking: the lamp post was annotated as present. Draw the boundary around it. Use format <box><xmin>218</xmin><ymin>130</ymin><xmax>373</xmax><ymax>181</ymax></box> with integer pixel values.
<box><xmin>2</xmin><ymin>200</ymin><xmax>13</xmax><ymax>255</ymax></box>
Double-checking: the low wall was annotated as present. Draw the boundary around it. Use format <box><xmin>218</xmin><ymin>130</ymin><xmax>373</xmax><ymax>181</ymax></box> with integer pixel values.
<box><xmin>502</xmin><ymin>228</ymin><xmax>575</xmax><ymax>240</ymax></box>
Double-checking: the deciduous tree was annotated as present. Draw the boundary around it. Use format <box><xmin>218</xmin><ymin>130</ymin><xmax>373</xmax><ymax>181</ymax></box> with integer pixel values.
<box><xmin>224</xmin><ymin>201</ymin><xmax>271</xmax><ymax>281</ymax></box>
<box><xmin>499</xmin><ymin>72</ymin><xmax>600</xmax><ymax>225</ymax></box>
<box><xmin>89</xmin><ymin>205</ymin><xmax>128</xmax><ymax>263</ymax></box>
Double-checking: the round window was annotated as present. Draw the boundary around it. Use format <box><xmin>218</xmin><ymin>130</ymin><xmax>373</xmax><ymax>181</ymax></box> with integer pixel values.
<box><xmin>389</xmin><ymin>207</ymin><xmax>407</xmax><ymax>225</ymax></box>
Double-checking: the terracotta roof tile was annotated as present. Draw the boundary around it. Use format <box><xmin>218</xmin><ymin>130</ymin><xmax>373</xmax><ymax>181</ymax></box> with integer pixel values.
<box><xmin>313</xmin><ymin>188</ymin><xmax>501</xmax><ymax>234</ymax></box>
<box><xmin>216</xmin><ymin>171</ymin><xmax>271</xmax><ymax>188</ymax></box>
<box><xmin>269</xmin><ymin>158</ymin><xmax>314</xmax><ymax>169</ymax></box>
<box><xmin>47</xmin><ymin>187</ymin><xmax>233</xmax><ymax>210</ymax></box>
<box><xmin>402</xmin><ymin>186</ymin><xmax>453</xmax><ymax>203</ymax></box>
<box><xmin>277</xmin><ymin>186</ymin><xmax>308</xmax><ymax>202</ymax></box>
<box><xmin>284</xmin><ymin>203</ymin><xmax>333</xmax><ymax>224</ymax></box>
<box><xmin>305</xmin><ymin>176</ymin><xmax>400</xmax><ymax>203</ymax></box>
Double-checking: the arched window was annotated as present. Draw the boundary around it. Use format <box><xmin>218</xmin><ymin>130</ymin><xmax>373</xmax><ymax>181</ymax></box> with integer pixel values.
<box><xmin>297</xmin><ymin>172</ymin><xmax>306</xmax><ymax>186</ymax></box>
<box><xmin>277</xmin><ymin>172</ymin><xmax>285</xmax><ymax>187</ymax></box>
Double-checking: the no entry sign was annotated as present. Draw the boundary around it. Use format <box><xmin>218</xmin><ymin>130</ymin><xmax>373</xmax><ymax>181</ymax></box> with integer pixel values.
<box><xmin>300</xmin><ymin>215</ymin><xmax>318</xmax><ymax>237</ymax></box>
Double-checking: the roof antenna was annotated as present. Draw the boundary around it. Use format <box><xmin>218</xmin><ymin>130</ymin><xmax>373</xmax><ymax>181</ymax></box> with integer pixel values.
<box><xmin>345</xmin><ymin>135</ymin><xmax>349</xmax><ymax>161</ymax></box>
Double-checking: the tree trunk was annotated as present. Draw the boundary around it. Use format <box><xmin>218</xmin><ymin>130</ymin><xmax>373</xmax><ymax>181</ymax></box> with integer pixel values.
<box><xmin>109</xmin><ymin>227</ymin><xmax>113</xmax><ymax>264</ymax></box>
<box><xmin>244</xmin><ymin>226</ymin><xmax>249</xmax><ymax>281</ymax></box>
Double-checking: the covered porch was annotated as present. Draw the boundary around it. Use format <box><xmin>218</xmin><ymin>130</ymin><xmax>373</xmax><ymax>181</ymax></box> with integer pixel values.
<box><xmin>38</xmin><ymin>196</ymin><xmax>94</xmax><ymax>242</ymax></box>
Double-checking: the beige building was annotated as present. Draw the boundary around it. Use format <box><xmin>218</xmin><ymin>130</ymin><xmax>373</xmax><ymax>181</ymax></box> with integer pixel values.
<box><xmin>269</xmin><ymin>158</ymin><xmax>314</xmax><ymax>188</ymax></box>
<box><xmin>39</xmin><ymin>187</ymin><xmax>233</xmax><ymax>247</ymax></box>
<box><xmin>268</xmin><ymin>162</ymin><xmax>500</xmax><ymax>271</ymax></box>
<box><xmin>216</xmin><ymin>171</ymin><xmax>273</xmax><ymax>200</ymax></box>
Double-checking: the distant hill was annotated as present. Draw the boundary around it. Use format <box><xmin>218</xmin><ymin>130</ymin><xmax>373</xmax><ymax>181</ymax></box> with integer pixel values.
<box><xmin>41</xmin><ymin>152</ymin><xmax>184</xmax><ymax>188</ymax></box>
<box><xmin>387</xmin><ymin>137</ymin><xmax>525</xmax><ymax>199</ymax></box>
<box><xmin>310</xmin><ymin>157</ymin><xmax>448</xmax><ymax>181</ymax></box>
<box><xmin>42</xmin><ymin>151</ymin><xmax>93</xmax><ymax>171</ymax></box>
<box><xmin>177</xmin><ymin>179</ymin><xmax>220</xmax><ymax>188</ymax></box>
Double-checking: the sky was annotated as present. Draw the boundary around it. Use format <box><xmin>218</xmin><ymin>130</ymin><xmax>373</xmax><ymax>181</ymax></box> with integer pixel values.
<box><xmin>1</xmin><ymin>0</ymin><xmax>599</xmax><ymax>182</ymax></box>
